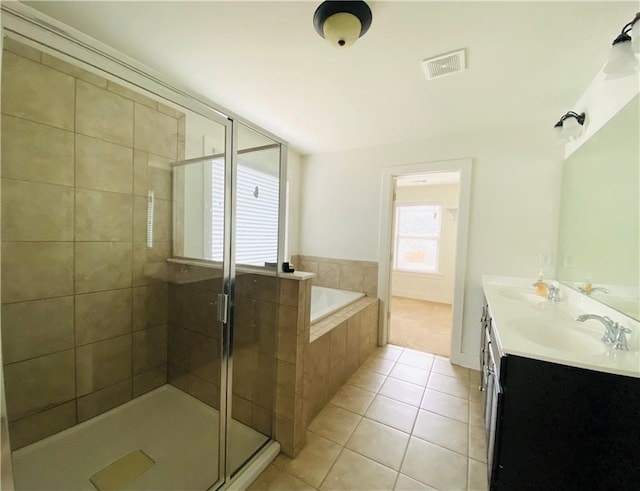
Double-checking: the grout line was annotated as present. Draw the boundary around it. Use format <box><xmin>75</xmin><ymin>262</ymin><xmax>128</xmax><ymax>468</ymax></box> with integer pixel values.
<box><xmin>418</xmin><ymin>406</ymin><xmax>471</xmax><ymax>426</ymax></box>
<box><xmin>130</xmin><ymin>104</ymin><xmax>137</xmax><ymax>401</ymax></box>
<box><xmin>317</xmin><ymin>446</ymin><xmax>344</xmax><ymax>490</ymax></box>
<box><xmin>2</xmin><ymin>346</ymin><xmax>74</xmax><ymax>368</ymax></box>
<box><xmin>409</xmin><ymin>432</ymin><xmax>471</xmax><ymax>460</ymax></box>
<box><xmin>72</xmin><ymin>76</ymin><xmax>79</xmax><ymax>425</ymax></box>
<box><xmin>9</xmin><ymin>398</ymin><xmax>76</xmax><ymax>425</ymax></box>
<box><xmin>0</xmin><ymin>175</ymin><xmax>75</xmax><ymax>189</ymax></box>
<box><xmin>1</xmin><ymin>112</ymin><xmax>75</xmax><ymax>134</ymax></box>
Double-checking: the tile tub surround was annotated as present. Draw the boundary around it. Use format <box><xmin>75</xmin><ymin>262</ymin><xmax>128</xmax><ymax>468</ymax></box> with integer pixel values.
<box><xmin>250</xmin><ymin>345</ymin><xmax>487</xmax><ymax>491</ymax></box>
<box><xmin>304</xmin><ymin>298</ymin><xmax>379</xmax><ymax>427</ymax></box>
<box><xmin>0</xmin><ymin>40</ymin><xmax>185</xmax><ymax>449</ymax></box>
<box><xmin>292</xmin><ymin>255</ymin><xmax>378</xmax><ymax>297</ymax></box>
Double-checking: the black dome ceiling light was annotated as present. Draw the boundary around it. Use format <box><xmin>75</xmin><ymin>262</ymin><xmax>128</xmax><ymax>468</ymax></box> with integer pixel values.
<box><xmin>313</xmin><ymin>1</ymin><xmax>373</xmax><ymax>49</ymax></box>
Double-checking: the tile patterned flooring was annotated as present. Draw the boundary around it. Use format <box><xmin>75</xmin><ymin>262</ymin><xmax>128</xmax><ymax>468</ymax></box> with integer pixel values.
<box><xmin>249</xmin><ymin>345</ymin><xmax>488</xmax><ymax>491</ymax></box>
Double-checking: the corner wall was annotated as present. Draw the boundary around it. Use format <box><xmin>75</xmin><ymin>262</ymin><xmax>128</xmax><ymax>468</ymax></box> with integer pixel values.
<box><xmin>299</xmin><ymin>123</ymin><xmax>564</xmax><ymax>368</ymax></box>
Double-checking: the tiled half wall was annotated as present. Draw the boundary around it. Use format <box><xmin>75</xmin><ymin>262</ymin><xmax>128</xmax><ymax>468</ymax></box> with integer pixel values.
<box><xmin>0</xmin><ymin>39</ymin><xmax>184</xmax><ymax>449</ymax></box>
<box><xmin>275</xmin><ymin>276</ymin><xmax>379</xmax><ymax>458</ymax></box>
<box><xmin>167</xmin><ymin>265</ymin><xmax>279</xmax><ymax>438</ymax></box>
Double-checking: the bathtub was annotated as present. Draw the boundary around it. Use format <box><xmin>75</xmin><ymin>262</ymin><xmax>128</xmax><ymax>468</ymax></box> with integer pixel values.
<box><xmin>311</xmin><ymin>286</ymin><xmax>365</xmax><ymax>324</ymax></box>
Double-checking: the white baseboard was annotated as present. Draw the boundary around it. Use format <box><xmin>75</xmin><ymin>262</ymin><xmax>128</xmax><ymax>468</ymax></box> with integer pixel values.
<box><xmin>391</xmin><ymin>289</ymin><xmax>452</xmax><ymax>304</ymax></box>
<box><xmin>450</xmin><ymin>350</ymin><xmax>480</xmax><ymax>371</ymax></box>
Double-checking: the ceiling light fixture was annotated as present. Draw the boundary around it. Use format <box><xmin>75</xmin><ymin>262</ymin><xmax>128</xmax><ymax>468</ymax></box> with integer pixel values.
<box><xmin>553</xmin><ymin>111</ymin><xmax>586</xmax><ymax>144</ymax></box>
<box><xmin>313</xmin><ymin>1</ymin><xmax>372</xmax><ymax>49</ymax></box>
<box><xmin>603</xmin><ymin>12</ymin><xmax>640</xmax><ymax>79</ymax></box>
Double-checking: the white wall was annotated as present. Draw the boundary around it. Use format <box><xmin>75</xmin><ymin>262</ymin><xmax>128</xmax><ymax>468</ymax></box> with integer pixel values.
<box><xmin>392</xmin><ymin>183</ymin><xmax>459</xmax><ymax>304</ymax></box>
<box><xmin>286</xmin><ymin>149</ymin><xmax>302</xmax><ymax>259</ymax></box>
<box><xmin>299</xmin><ymin>124</ymin><xmax>564</xmax><ymax>368</ymax></box>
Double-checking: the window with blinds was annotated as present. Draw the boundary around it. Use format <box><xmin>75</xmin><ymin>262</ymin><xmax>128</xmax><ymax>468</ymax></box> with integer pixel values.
<box><xmin>394</xmin><ymin>203</ymin><xmax>442</xmax><ymax>273</ymax></box>
<box><xmin>209</xmin><ymin>159</ymin><xmax>279</xmax><ymax>266</ymax></box>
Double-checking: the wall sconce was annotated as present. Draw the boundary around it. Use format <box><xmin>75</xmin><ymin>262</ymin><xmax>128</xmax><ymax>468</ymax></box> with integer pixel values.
<box><xmin>313</xmin><ymin>1</ymin><xmax>372</xmax><ymax>49</ymax></box>
<box><xmin>603</xmin><ymin>12</ymin><xmax>640</xmax><ymax>79</ymax></box>
<box><xmin>553</xmin><ymin>112</ymin><xmax>586</xmax><ymax>144</ymax></box>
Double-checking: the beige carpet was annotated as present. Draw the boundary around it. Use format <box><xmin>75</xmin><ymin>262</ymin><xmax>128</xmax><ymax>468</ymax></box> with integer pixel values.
<box><xmin>389</xmin><ymin>296</ymin><xmax>452</xmax><ymax>357</ymax></box>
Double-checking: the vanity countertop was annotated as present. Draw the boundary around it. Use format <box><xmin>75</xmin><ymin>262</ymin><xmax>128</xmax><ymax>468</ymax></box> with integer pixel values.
<box><xmin>483</xmin><ymin>276</ymin><xmax>640</xmax><ymax>379</ymax></box>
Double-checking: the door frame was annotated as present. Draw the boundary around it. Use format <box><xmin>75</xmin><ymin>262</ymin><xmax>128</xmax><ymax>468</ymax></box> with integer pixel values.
<box><xmin>377</xmin><ymin>159</ymin><xmax>472</xmax><ymax>366</ymax></box>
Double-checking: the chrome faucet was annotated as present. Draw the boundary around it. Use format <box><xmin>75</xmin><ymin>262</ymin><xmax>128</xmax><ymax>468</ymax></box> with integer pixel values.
<box><xmin>575</xmin><ymin>314</ymin><xmax>631</xmax><ymax>351</ymax></box>
<box><xmin>578</xmin><ymin>286</ymin><xmax>610</xmax><ymax>295</ymax></box>
<box><xmin>546</xmin><ymin>284</ymin><xmax>562</xmax><ymax>303</ymax></box>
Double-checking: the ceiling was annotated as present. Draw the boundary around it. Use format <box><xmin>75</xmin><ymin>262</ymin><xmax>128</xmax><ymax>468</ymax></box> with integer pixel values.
<box><xmin>25</xmin><ymin>1</ymin><xmax>637</xmax><ymax>155</ymax></box>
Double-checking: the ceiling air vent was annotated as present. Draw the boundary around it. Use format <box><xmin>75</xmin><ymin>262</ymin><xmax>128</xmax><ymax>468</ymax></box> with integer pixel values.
<box><xmin>421</xmin><ymin>49</ymin><xmax>466</xmax><ymax>80</ymax></box>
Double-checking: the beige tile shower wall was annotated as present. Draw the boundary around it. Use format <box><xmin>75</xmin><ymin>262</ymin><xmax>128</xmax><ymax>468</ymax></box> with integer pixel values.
<box><xmin>292</xmin><ymin>255</ymin><xmax>378</xmax><ymax>297</ymax></box>
<box><xmin>0</xmin><ymin>39</ymin><xmax>184</xmax><ymax>450</ymax></box>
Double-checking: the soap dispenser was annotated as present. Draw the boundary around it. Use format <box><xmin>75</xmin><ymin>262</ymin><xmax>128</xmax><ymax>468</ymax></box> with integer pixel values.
<box><xmin>533</xmin><ymin>270</ymin><xmax>547</xmax><ymax>297</ymax></box>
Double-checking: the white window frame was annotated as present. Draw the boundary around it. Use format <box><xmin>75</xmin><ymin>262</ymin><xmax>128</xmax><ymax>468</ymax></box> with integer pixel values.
<box><xmin>393</xmin><ymin>202</ymin><xmax>443</xmax><ymax>274</ymax></box>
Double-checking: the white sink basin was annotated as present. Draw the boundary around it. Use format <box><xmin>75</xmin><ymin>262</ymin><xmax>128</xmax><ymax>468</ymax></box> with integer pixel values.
<box><xmin>509</xmin><ymin>318</ymin><xmax>608</xmax><ymax>355</ymax></box>
<box><xmin>497</xmin><ymin>288</ymin><xmax>548</xmax><ymax>305</ymax></box>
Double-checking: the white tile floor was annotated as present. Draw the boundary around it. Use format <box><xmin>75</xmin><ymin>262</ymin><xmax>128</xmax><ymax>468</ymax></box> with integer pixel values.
<box><xmin>12</xmin><ymin>385</ymin><xmax>267</xmax><ymax>490</ymax></box>
<box><xmin>250</xmin><ymin>345</ymin><xmax>488</xmax><ymax>491</ymax></box>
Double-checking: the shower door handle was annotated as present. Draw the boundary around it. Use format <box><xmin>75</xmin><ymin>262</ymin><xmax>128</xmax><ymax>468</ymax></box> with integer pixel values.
<box><xmin>217</xmin><ymin>294</ymin><xmax>229</xmax><ymax>324</ymax></box>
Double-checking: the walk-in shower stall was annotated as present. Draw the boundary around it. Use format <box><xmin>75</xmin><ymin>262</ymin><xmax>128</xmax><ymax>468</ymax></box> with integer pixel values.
<box><xmin>0</xmin><ymin>5</ymin><xmax>286</xmax><ymax>489</ymax></box>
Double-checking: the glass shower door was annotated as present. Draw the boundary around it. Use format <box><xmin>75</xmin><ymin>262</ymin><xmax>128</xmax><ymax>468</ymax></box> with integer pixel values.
<box><xmin>170</xmin><ymin>114</ymin><xmax>233</xmax><ymax>489</ymax></box>
<box><xmin>227</xmin><ymin>124</ymin><xmax>282</xmax><ymax>477</ymax></box>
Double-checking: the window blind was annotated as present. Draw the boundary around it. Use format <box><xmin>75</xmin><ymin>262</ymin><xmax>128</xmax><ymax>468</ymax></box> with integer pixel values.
<box><xmin>210</xmin><ymin>160</ymin><xmax>279</xmax><ymax>266</ymax></box>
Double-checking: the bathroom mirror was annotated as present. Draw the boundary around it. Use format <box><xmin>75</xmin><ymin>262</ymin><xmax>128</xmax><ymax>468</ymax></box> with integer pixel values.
<box><xmin>172</xmin><ymin>120</ymin><xmax>281</xmax><ymax>267</ymax></box>
<box><xmin>556</xmin><ymin>94</ymin><xmax>639</xmax><ymax>320</ymax></box>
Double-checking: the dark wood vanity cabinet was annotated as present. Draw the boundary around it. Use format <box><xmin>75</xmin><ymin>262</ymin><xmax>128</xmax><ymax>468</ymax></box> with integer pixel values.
<box><xmin>481</xmin><ymin>303</ymin><xmax>640</xmax><ymax>491</ymax></box>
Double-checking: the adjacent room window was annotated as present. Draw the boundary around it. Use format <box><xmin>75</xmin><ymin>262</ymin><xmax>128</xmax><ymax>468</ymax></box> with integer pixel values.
<box><xmin>394</xmin><ymin>203</ymin><xmax>442</xmax><ymax>273</ymax></box>
<box><xmin>209</xmin><ymin>159</ymin><xmax>279</xmax><ymax>266</ymax></box>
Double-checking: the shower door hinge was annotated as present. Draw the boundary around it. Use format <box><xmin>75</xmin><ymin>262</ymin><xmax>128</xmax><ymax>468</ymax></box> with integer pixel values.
<box><xmin>217</xmin><ymin>294</ymin><xmax>229</xmax><ymax>324</ymax></box>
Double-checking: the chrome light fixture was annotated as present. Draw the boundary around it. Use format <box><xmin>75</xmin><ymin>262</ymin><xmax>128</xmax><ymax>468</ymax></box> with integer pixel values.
<box><xmin>603</xmin><ymin>12</ymin><xmax>640</xmax><ymax>79</ymax></box>
<box><xmin>553</xmin><ymin>112</ymin><xmax>586</xmax><ymax>144</ymax></box>
<box><xmin>313</xmin><ymin>1</ymin><xmax>372</xmax><ymax>49</ymax></box>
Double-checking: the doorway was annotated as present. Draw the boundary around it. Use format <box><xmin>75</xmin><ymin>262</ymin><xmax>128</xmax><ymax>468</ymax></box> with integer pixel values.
<box><xmin>388</xmin><ymin>173</ymin><xmax>460</xmax><ymax>357</ymax></box>
<box><xmin>377</xmin><ymin>159</ymin><xmax>472</xmax><ymax>366</ymax></box>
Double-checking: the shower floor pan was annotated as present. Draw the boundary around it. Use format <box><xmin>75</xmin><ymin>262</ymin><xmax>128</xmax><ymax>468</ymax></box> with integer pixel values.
<box><xmin>12</xmin><ymin>385</ymin><xmax>268</xmax><ymax>490</ymax></box>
